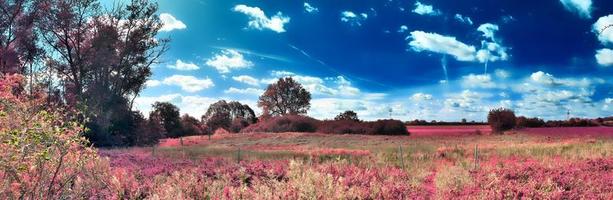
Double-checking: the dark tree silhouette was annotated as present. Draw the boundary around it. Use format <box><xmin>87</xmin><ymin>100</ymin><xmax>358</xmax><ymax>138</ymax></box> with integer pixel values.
<box><xmin>487</xmin><ymin>108</ymin><xmax>517</xmax><ymax>133</ymax></box>
<box><xmin>181</xmin><ymin>114</ymin><xmax>204</xmax><ymax>136</ymax></box>
<box><xmin>335</xmin><ymin>110</ymin><xmax>359</xmax><ymax>121</ymax></box>
<box><xmin>258</xmin><ymin>77</ymin><xmax>311</xmax><ymax>116</ymax></box>
<box><xmin>150</xmin><ymin>102</ymin><xmax>183</xmax><ymax>138</ymax></box>
<box><xmin>201</xmin><ymin>100</ymin><xmax>256</xmax><ymax>132</ymax></box>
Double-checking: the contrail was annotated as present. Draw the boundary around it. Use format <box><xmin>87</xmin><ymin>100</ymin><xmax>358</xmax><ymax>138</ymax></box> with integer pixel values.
<box><xmin>287</xmin><ymin>44</ymin><xmax>396</xmax><ymax>89</ymax></box>
<box><xmin>441</xmin><ymin>55</ymin><xmax>448</xmax><ymax>83</ymax></box>
<box><xmin>483</xmin><ymin>60</ymin><xmax>489</xmax><ymax>75</ymax></box>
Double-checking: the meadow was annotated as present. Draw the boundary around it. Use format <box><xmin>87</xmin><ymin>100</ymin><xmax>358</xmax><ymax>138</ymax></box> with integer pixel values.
<box><xmin>100</xmin><ymin>126</ymin><xmax>613</xmax><ymax>199</ymax></box>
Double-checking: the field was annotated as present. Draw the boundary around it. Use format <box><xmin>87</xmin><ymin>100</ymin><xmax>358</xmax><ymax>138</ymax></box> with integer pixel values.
<box><xmin>99</xmin><ymin>126</ymin><xmax>613</xmax><ymax>199</ymax></box>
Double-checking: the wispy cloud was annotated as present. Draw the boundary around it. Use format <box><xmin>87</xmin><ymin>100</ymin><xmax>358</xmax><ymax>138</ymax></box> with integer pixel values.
<box><xmin>162</xmin><ymin>75</ymin><xmax>214</xmax><ymax>92</ymax></box>
<box><xmin>559</xmin><ymin>0</ymin><xmax>592</xmax><ymax>19</ymax></box>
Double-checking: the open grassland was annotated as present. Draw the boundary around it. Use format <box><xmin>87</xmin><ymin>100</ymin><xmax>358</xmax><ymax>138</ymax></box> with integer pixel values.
<box><xmin>101</xmin><ymin>126</ymin><xmax>613</xmax><ymax>199</ymax></box>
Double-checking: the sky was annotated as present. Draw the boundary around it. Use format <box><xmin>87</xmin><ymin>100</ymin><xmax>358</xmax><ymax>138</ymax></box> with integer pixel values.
<box><xmin>124</xmin><ymin>0</ymin><xmax>612</xmax><ymax>121</ymax></box>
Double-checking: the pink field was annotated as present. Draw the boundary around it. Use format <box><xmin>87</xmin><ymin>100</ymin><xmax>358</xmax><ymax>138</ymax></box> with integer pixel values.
<box><xmin>523</xmin><ymin>127</ymin><xmax>613</xmax><ymax>137</ymax></box>
<box><xmin>407</xmin><ymin>125</ymin><xmax>492</xmax><ymax>136</ymax></box>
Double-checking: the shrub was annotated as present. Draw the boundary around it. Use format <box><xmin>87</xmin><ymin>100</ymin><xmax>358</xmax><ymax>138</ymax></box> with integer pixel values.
<box><xmin>334</xmin><ymin>110</ymin><xmax>359</xmax><ymax>121</ymax></box>
<box><xmin>487</xmin><ymin>108</ymin><xmax>516</xmax><ymax>133</ymax></box>
<box><xmin>318</xmin><ymin>120</ymin><xmax>372</xmax><ymax>134</ymax></box>
<box><xmin>230</xmin><ymin>117</ymin><xmax>251</xmax><ymax>133</ymax></box>
<box><xmin>515</xmin><ymin>116</ymin><xmax>545</xmax><ymax>128</ymax></box>
<box><xmin>0</xmin><ymin>74</ymin><xmax>112</xmax><ymax>199</ymax></box>
<box><xmin>369</xmin><ymin>119</ymin><xmax>409</xmax><ymax>135</ymax></box>
<box><xmin>318</xmin><ymin>119</ymin><xmax>409</xmax><ymax>135</ymax></box>
<box><xmin>241</xmin><ymin>115</ymin><xmax>318</xmax><ymax>133</ymax></box>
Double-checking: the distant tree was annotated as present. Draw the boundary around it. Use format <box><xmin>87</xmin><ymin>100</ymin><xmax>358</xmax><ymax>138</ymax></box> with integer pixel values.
<box><xmin>181</xmin><ymin>114</ymin><xmax>203</xmax><ymax>136</ymax></box>
<box><xmin>133</xmin><ymin>111</ymin><xmax>163</xmax><ymax>146</ymax></box>
<box><xmin>461</xmin><ymin>118</ymin><xmax>467</xmax><ymax>123</ymax></box>
<box><xmin>335</xmin><ymin>110</ymin><xmax>359</xmax><ymax>121</ymax></box>
<box><xmin>201</xmin><ymin>100</ymin><xmax>256</xmax><ymax>132</ymax></box>
<box><xmin>488</xmin><ymin>108</ymin><xmax>516</xmax><ymax>133</ymax></box>
<box><xmin>206</xmin><ymin>112</ymin><xmax>232</xmax><ymax>132</ymax></box>
<box><xmin>150</xmin><ymin>102</ymin><xmax>183</xmax><ymax>138</ymax></box>
<box><xmin>258</xmin><ymin>77</ymin><xmax>311</xmax><ymax>116</ymax></box>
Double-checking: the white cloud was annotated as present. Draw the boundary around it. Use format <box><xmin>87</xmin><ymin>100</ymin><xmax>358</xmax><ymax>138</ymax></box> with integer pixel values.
<box><xmin>443</xmin><ymin>90</ymin><xmax>491</xmax><ymax>113</ymax></box>
<box><xmin>410</xmin><ymin>93</ymin><xmax>433</xmax><ymax>101</ymax></box>
<box><xmin>398</xmin><ymin>25</ymin><xmax>408</xmax><ymax>33</ymax></box>
<box><xmin>304</xmin><ymin>2</ymin><xmax>318</xmax><ymax>13</ymax></box>
<box><xmin>477</xmin><ymin>23</ymin><xmax>499</xmax><ymax>40</ymax></box>
<box><xmin>412</xmin><ymin>1</ymin><xmax>441</xmax><ymax>16</ymax></box>
<box><xmin>408</xmin><ymin>31</ymin><xmax>477</xmax><ymax>61</ymax></box>
<box><xmin>205</xmin><ymin>49</ymin><xmax>254</xmax><ymax>73</ymax></box>
<box><xmin>454</xmin><ymin>14</ymin><xmax>473</xmax><ymax>25</ymax></box>
<box><xmin>593</xmin><ymin>15</ymin><xmax>613</xmax><ymax>45</ymax></box>
<box><xmin>341</xmin><ymin>11</ymin><xmax>368</xmax><ymax>26</ymax></box>
<box><xmin>159</xmin><ymin>13</ymin><xmax>186</xmax><ymax>32</ymax></box>
<box><xmin>494</xmin><ymin>69</ymin><xmax>511</xmax><ymax>79</ymax></box>
<box><xmin>340</xmin><ymin>11</ymin><xmax>368</xmax><ymax>26</ymax></box>
<box><xmin>224</xmin><ymin>87</ymin><xmax>264</xmax><ymax>96</ymax></box>
<box><xmin>233</xmin><ymin>4</ymin><xmax>290</xmax><ymax>33</ymax></box>
<box><xmin>559</xmin><ymin>0</ymin><xmax>592</xmax><ymax>19</ymax></box>
<box><xmin>167</xmin><ymin>59</ymin><xmax>199</xmax><ymax>71</ymax></box>
<box><xmin>232</xmin><ymin>75</ymin><xmax>260</xmax><ymax>86</ymax></box>
<box><xmin>461</xmin><ymin>74</ymin><xmax>497</xmax><ymax>89</ymax></box>
<box><xmin>476</xmin><ymin>41</ymin><xmax>509</xmax><ymax>63</ymax></box>
<box><xmin>162</xmin><ymin>75</ymin><xmax>214</xmax><ymax>92</ymax></box>
<box><xmin>595</xmin><ymin>48</ymin><xmax>613</xmax><ymax>66</ymax></box>
<box><xmin>145</xmin><ymin>79</ymin><xmax>161</xmax><ymax>87</ymax></box>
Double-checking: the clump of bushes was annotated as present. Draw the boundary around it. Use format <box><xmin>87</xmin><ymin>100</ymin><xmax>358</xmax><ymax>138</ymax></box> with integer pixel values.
<box><xmin>487</xmin><ymin>108</ymin><xmax>517</xmax><ymax>133</ymax></box>
<box><xmin>241</xmin><ymin>115</ymin><xmax>318</xmax><ymax>133</ymax></box>
<box><xmin>515</xmin><ymin>116</ymin><xmax>545</xmax><ymax>128</ymax></box>
<box><xmin>369</xmin><ymin>119</ymin><xmax>409</xmax><ymax>135</ymax></box>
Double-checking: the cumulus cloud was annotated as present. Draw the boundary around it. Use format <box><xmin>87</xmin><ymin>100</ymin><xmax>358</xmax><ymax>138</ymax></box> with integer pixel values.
<box><xmin>593</xmin><ymin>15</ymin><xmax>613</xmax><ymax>45</ymax></box>
<box><xmin>205</xmin><ymin>49</ymin><xmax>254</xmax><ymax>73</ymax></box>
<box><xmin>304</xmin><ymin>2</ymin><xmax>318</xmax><ymax>13</ymax></box>
<box><xmin>410</xmin><ymin>93</ymin><xmax>433</xmax><ymax>101</ymax></box>
<box><xmin>595</xmin><ymin>48</ymin><xmax>613</xmax><ymax>66</ymax></box>
<box><xmin>232</xmin><ymin>75</ymin><xmax>260</xmax><ymax>86</ymax></box>
<box><xmin>408</xmin><ymin>31</ymin><xmax>477</xmax><ymax>61</ymax></box>
<box><xmin>461</xmin><ymin>74</ymin><xmax>497</xmax><ymax>89</ymax></box>
<box><xmin>454</xmin><ymin>14</ymin><xmax>473</xmax><ymax>25</ymax></box>
<box><xmin>233</xmin><ymin>4</ymin><xmax>290</xmax><ymax>33</ymax></box>
<box><xmin>167</xmin><ymin>59</ymin><xmax>199</xmax><ymax>70</ymax></box>
<box><xmin>224</xmin><ymin>87</ymin><xmax>264</xmax><ymax>96</ymax></box>
<box><xmin>412</xmin><ymin>1</ymin><xmax>441</xmax><ymax>16</ymax></box>
<box><xmin>340</xmin><ymin>11</ymin><xmax>368</xmax><ymax>26</ymax></box>
<box><xmin>559</xmin><ymin>0</ymin><xmax>592</xmax><ymax>19</ymax></box>
<box><xmin>159</xmin><ymin>13</ymin><xmax>186</xmax><ymax>32</ymax></box>
<box><xmin>162</xmin><ymin>75</ymin><xmax>214</xmax><ymax>92</ymax></box>
<box><xmin>145</xmin><ymin>80</ymin><xmax>161</xmax><ymax>87</ymax></box>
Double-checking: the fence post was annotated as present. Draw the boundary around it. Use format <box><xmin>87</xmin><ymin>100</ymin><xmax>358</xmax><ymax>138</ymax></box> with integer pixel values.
<box><xmin>180</xmin><ymin>137</ymin><xmax>184</xmax><ymax>146</ymax></box>
<box><xmin>474</xmin><ymin>145</ymin><xmax>479</xmax><ymax>170</ymax></box>
<box><xmin>152</xmin><ymin>145</ymin><xmax>156</xmax><ymax>157</ymax></box>
<box><xmin>399</xmin><ymin>145</ymin><xmax>405</xmax><ymax>170</ymax></box>
<box><xmin>237</xmin><ymin>147</ymin><xmax>241</xmax><ymax>164</ymax></box>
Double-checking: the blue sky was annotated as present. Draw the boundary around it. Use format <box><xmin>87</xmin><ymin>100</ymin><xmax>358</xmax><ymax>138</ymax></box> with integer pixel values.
<box><xmin>128</xmin><ymin>0</ymin><xmax>612</xmax><ymax>121</ymax></box>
